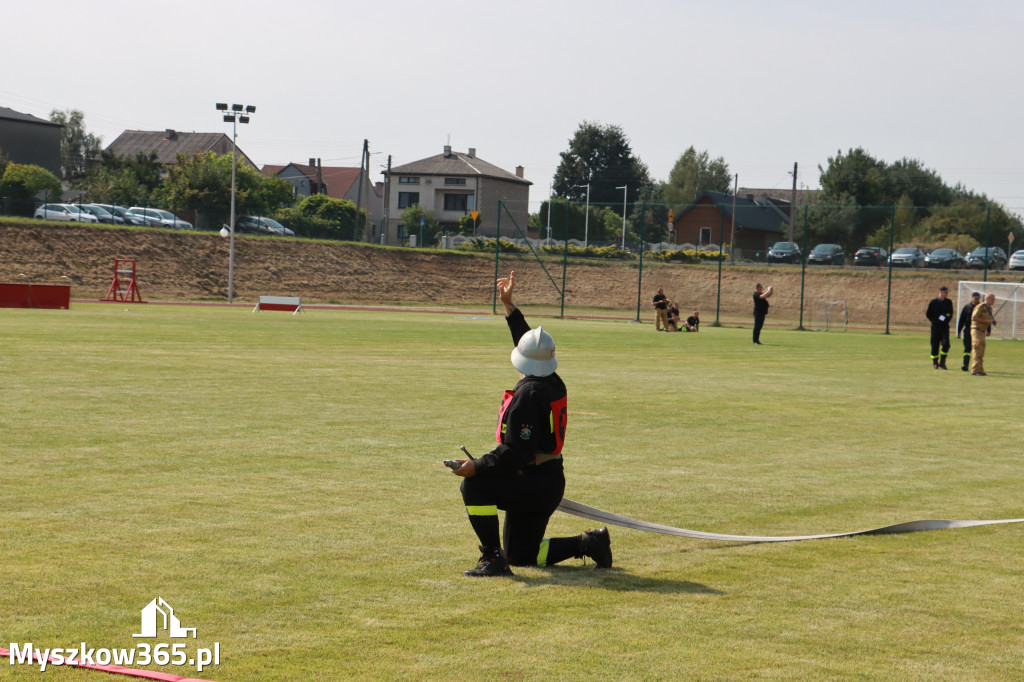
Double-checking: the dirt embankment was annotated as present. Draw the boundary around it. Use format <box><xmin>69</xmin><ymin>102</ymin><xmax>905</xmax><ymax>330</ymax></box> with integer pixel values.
<box><xmin>2</xmin><ymin>221</ymin><xmax>1017</xmax><ymax>327</ymax></box>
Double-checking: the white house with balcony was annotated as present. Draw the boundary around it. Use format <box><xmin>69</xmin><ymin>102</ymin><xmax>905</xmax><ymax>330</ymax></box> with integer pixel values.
<box><xmin>384</xmin><ymin>145</ymin><xmax>530</xmax><ymax>244</ymax></box>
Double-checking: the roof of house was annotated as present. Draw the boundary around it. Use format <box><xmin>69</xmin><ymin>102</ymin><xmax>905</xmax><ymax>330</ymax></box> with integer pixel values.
<box><xmin>262</xmin><ymin>163</ymin><xmax>381</xmax><ymax>199</ymax></box>
<box><xmin>390</xmin><ymin>148</ymin><xmax>530</xmax><ymax>185</ymax></box>
<box><xmin>676</xmin><ymin>190</ymin><xmax>788</xmax><ymax>234</ymax></box>
<box><xmin>738</xmin><ymin>187</ymin><xmax>818</xmax><ymax>209</ymax></box>
<box><xmin>0</xmin><ymin>106</ymin><xmax>62</xmax><ymax>127</ymax></box>
<box><xmin>105</xmin><ymin>129</ymin><xmax>255</xmax><ymax>167</ymax></box>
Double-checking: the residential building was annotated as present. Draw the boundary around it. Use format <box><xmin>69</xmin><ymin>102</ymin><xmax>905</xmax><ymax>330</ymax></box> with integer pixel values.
<box><xmin>0</xmin><ymin>106</ymin><xmax>62</xmax><ymax>176</ymax></box>
<box><xmin>105</xmin><ymin>129</ymin><xmax>255</xmax><ymax>168</ymax></box>
<box><xmin>385</xmin><ymin>145</ymin><xmax>530</xmax><ymax>245</ymax></box>
<box><xmin>261</xmin><ymin>160</ymin><xmax>383</xmax><ymax>230</ymax></box>
<box><xmin>671</xmin><ymin>190</ymin><xmax>795</xmax><ymax>258</ymax></box>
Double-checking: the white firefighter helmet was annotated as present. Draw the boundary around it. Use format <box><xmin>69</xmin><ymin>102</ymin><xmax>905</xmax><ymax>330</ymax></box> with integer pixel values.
<box><xmin>510</xmin><ymin>326</ymin><xmax>558</xmax><ymax>377</ymax></box>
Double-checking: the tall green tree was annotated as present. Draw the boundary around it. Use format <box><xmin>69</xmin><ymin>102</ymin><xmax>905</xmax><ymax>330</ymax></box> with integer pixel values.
<box><xmin>552</xmin><ymin>121</ymin><xmax>651</xmax><ymax>212</ymax></box>
<box><xmin>1</xmin><ymin>163</ymin><xmax>62</xmax><ymax>215</ymax></box>
<box><xmin>76</xmin><ymin>151</ymin><xmax>163</xmax><ymax>205</ymax></box>
<box><xmin>661</xmin><ymin>146</ymin><xmax>731</xmax><ymax>208</ymax></box>
<box><xmin>49</xmin><ymin>109</ymin><xmax>102</xmax><ymax>179</ymax></box>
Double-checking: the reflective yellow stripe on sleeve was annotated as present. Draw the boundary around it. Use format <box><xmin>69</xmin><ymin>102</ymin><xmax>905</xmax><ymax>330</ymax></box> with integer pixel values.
<box><xmin>536</xmin><ymin>538</ymin><xmax>550</xmax><ymax>566</ymax></box>
<box><xmin>466</xmin><ymin>505</ymin><xmax>498</xmax><ymax>517</ymax></box>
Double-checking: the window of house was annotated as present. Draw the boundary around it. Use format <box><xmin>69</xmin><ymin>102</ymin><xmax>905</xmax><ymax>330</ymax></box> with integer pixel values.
<box><xmin>444</xmin><ymin>178</ymin><xmax>467</xmax><ymax>185</ymax></box>
<box><xmin>699</xmin><ymin>227</ymin><xmax>712</xmax><ymax>245</ymax></box>
<box><xmin>444</xmin><ymin>194</ymin><xmax>471</xmax><ymax>211</ymax></box>
<box><xmin>399</xmin><ymin>177</ymin><xmax>420</xmax><ymax>184</ymax></box>
<box><xmin>398</xmin><ymin>192</ymin><xmax>420</xmax><ymax>208</ymax></box>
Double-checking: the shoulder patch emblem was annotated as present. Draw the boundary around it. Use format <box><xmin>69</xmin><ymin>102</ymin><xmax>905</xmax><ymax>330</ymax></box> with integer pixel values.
<box><xmin>519</xmin><ymin>425</ymin><xmax>532</xmax><ymax>440</ymax></box>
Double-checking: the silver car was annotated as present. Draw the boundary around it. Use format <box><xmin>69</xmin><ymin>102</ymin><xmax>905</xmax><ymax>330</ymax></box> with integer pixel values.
<box><xmin>33</xmin><ymin>203</ymin><xmax>99</xmax><ymax>223</ymax></box>
<box><xmin>127</xmin><ymin>207</ymin><xmax>193</xmax><ymax>230</ymax></box>
<box><xmin>1009</xmin><ymin>249</ymin><xmax>1024</xmax><ymax>271</ymax></box>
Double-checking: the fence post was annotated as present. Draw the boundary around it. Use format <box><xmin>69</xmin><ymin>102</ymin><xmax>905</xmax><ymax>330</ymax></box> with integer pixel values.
<box><xmin>635</xmin><ymin>202</ymin><xmax>646</xmax><ymax>322</ymax></box>
<box><xmin>492</xmin><ymin>201</ymin><xmax>502</xmax><ymax>315</ymax></box>
<box><xmin>714</xmin><ymin>207</ymin><xmax>724</xmax><ymax>327</ymax></box>
<box><xmin>798</xmin><ymin>206</ymin><xmax>809</xmax><ymax>330</ymax></box>
<box><xmin>983</xmin><ymin>204</ymin><xmax>991</xmax><ymax>283</ymax></box>
<box><xmin>561</xmin><ymin>200</ymin><xmax>569</xmax><ymax>318</ymax></box>
<box><xmin>884</xmin><ymin>204</ymin><xmax>895</xmax><ymax>334</ymax></box>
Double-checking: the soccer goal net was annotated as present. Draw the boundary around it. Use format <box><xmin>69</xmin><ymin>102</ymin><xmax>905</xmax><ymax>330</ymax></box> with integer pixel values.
<box><xmin>808</xmin><ymin>299</ymin><xmax>848</xmax><ymax>332</ymax></box>
<box><xmin>957</xmin><ymin>281</ymin><xmax>1024</xmax><ymax>341</ymax></box>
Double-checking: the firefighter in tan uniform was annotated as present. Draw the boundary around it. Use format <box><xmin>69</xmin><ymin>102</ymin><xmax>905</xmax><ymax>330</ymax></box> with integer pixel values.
<box><xmin>969</xmin><ymin>293</ymin><xmax>997</xmax><ymax>376</ymax></box>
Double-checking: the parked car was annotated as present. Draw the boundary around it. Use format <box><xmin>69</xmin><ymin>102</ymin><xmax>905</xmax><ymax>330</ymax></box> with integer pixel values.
<box><xmin>127</xmin><ymin>207</ymin><xmax>193</xmax><ymax>230</ymax></box>
<box><xmin>766</xmin><ymin>241</ymin><xmax>801</xmax><ymax>264</ymax></box>
<box><xmin>965</xmin><ymin>246</ymin><xmax>1008</xmax><ymax>270</ymax></box>
<box><xmin>33</xmin><ymin>203</ymin><xmax>99</xmax><ymax>223</ymax></box>
<box><xmin>93</xmin><ymin>203</ymin><xmax>148</xmax><ymax>226</ymax></box>
<box><xmin>236</xmin><ymin>215</ymin><xmax>295</xmax><ymax>236</ymax></box>
<box><xmin>1009</xmin><ymin>249</ymin><xmax>1024</xmax><ymax>271</ymax></box>
<box><xmin>79</xmin><ymin>204</ymin><xmax>122</xmax><ymax>224</ymax></box>
<box><xmin>890</xmin><ymin>247</ymin><xmax>927</xmax><ymax>268</ymax></box>
<box><xmin>853</xmin><ymin>246</ymin><xmax>887</xmax><ymax>266</ymax></box>
<box><xmin>924</xmin><ymin>248</ymin><xmax>965</xmax><ymax>269</ymax></box>
<box><xmin>807</xmin><ymin>243</ymin><xmax>845</xmax><ymax>266</ymax></box>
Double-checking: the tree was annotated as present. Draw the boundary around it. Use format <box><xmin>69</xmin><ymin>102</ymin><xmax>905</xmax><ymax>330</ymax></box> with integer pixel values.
<box><xmin>1</xmin><ymin>163</ymin><xmax>62</xmax><ymax>215</ymax></box>
<box><xmin>49</xmin><ymin>109</ymin><xmax>102</xmax><ymax>179</ymax></box>
<box><xmin>552</xmin><ymin>121</ymin><xmax>651</xmax><ymax>211</ymax></box>
<box><xmin>400</xmin><ymin>204</ymin><xmax>439</xmax><ymax>244</ymax></box>
<box><xmin>661</xmin><ymin>147</ymin><xmax>731</xmax><ymax>208</ymax></box>
<box><xmin>76</xmin><ymin>151</ymin><xmax>163</xmax><ymax>205</ymax></box>
<box><xmin>293</xmin><ymin>193</ymin><xmax>367</xmax><ymax>240</ymax></box>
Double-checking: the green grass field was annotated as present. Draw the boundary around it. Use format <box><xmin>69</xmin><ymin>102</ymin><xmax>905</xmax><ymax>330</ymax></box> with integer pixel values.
<box><xmin>2</xmin><ymin>303</ymin><xmax>1022</xmax><ymax>681</ymax></box>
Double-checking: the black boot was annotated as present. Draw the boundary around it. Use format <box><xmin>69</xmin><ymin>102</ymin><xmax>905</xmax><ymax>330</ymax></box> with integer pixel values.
<box><xmin>575</xmin><ymin>528</ymin><xmax>613</xmax><ymax>568</ymax></box>
<box><xmin>939</xmin><ymin>355</ymin><xmax>947</xmax><ymax>370</ymax></box>
<box><xmin>962</xmin><ymin>355</ymin><xmax>970</xmax><ymax>372</ymax></box>
<box><xmin>464</xmin><ymin>546</ymin><xmax>514</xmax><ymax>577</ymax></box>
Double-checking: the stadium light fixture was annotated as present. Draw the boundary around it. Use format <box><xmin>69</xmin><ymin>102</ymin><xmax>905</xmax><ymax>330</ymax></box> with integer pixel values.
<box><xmin>575</xmin><ymin>183</ymin><xmax>590</xmax><ymax>248</ymax></box>
<box><xmin>616</xmin><ymin>185</ymin><xmax>627</xmax><ymax>249</ymax></box>
<box><xmin>217</xmin><ymin>102</ymin><xmax>256</xmax><ymax>304</ymax></box>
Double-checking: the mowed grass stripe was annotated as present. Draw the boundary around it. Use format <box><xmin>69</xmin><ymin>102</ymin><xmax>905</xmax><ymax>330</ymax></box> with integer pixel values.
<box><xmin>1</xmin><ymin>303</ymin><xmax>1021</xmax><ymax>680</ymax></box>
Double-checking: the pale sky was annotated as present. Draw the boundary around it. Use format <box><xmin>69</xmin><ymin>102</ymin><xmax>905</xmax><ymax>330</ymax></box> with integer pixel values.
<box><xmin>4</xmin><ymin>0</ymin><xmax>1023</xmax><ymax>213</ymax></box>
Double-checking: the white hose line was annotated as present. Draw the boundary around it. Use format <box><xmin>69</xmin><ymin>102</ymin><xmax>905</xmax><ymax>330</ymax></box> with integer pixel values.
<box><xmin>556</xmin><ymin>498</ymin><xmax>1024</xmax><ymax>543</ymax></box>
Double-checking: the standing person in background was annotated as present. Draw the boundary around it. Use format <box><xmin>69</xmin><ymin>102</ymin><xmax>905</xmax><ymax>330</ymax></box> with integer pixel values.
<box><xmin>652</xmin><ymin>288</ymin><xmax>669</xmax><ymax>331</ymax></box>
<box><xmin>925</xmin><ymin>285</ymin><xmax>954</xmax><ymax>369</ymax></box>
<box><xmin>969</xmin><ymin>293</ymin><xmax>997</xmax><ymax>376</ymax></box>
<box><xmin>752</xmin><ymin>283</ymin><xmax>773</xmax><ymax>345</ymax></box>
<box><xmin>957</xmin><ymin>291</ymin><xmax>981</xmax><ymax>372</ymax></box>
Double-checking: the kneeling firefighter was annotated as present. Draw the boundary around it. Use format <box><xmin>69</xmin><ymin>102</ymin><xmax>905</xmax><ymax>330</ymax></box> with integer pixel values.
<box><xmin>450</xmin><ymin>271</ymin><xmax>612</xmax><ymax>577</ymax></box>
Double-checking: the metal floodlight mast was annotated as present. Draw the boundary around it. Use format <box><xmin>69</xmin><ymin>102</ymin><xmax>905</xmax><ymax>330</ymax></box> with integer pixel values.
<box><xmin>616</xmin><ymin>185</ymin><xmax>628</xmax><ymax>249</ymax></box>
<box><xmin>217</xmin><ymin>102</ymin><xmax>256</xmax><ymax>304</ymax></box>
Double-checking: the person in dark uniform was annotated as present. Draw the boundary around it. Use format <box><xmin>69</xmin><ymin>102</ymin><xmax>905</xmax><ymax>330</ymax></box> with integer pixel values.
<box><xmin>752</xmin><ymin>283</ymin><xmax>773</xmax><ymax>344</ymax></box>
<box><xmin>957</xmin><ymin>291</ymin><xmax>981</xmax><ymax>371</ymax></box>
<box><xmin>685</xmin><ymin>310</ymin><xmax>700</xmax><ymax>332</ymax></box>
<box><xmin>925</xmin><ymin>285</ymin><xmax>954</xmax><ymax>369</ymax></box>
<box><xmin>652</xmin><ymin>288</ymin><xmax>669</xmax><ymax>331</ymax></box>
<box><xmin>666</xmin><ymin>302</ymin><xmax>681</xmax><ymax>331</ymax></box>
<box><xmin>451</xmin><ymin>271</ymin><xmax>612</xmax><ymax>577</ymax></box>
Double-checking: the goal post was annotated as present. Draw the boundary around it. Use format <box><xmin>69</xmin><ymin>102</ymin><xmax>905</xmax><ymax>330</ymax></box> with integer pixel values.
<box><xmin>957</xmin><ymin>281</ymin><xmax>1024</xmax><ymax>340</ymax></box>
<box><xmin>808</xmin><ymin>299</ymin><xmax>848</xmax><ymax>332</ymax></box>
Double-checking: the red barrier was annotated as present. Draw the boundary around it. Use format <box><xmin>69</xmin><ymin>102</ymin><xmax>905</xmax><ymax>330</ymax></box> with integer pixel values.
<box><xmin>0</xmin><ymin>283</ymin><xmax>70</xmax><ymax>309</ymax></box>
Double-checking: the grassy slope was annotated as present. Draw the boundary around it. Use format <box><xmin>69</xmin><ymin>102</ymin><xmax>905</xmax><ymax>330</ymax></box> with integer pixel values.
<box><xmin>1</xmin><ymin>304</ymin><xmax>1021</xmax><ymax>680</ymax></box>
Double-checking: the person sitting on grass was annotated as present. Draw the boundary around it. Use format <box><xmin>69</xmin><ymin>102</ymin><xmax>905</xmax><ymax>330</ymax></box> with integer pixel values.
<box><xmin>685</xmin><ymin>310</ymin><xmax>700</xmax><ymax>332</ymax></box>
<box><xmin>665</xmin><ymin>302</ymin><xmax>681</xmax><ymax>332</ymax></box>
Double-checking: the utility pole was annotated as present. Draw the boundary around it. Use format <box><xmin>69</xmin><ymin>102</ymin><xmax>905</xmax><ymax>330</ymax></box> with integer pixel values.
<box><xmin>354</xmin><ymin>139</ymin><xmax>367</xmax><ymax>241</ymax></box>
<box><xmin>363</xmin><ymin>141</ymin><xmax>372</xmax><ymax>242</ymax></box>
<box><xmin>382</xmin><ymin>154</ymin><xmax>391</xmax><ymax>245</ymax></box>
<box><xmin>789</xmin><ymin>162</ymin><xmax>798</xmax><ymax>242</ymax></box>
